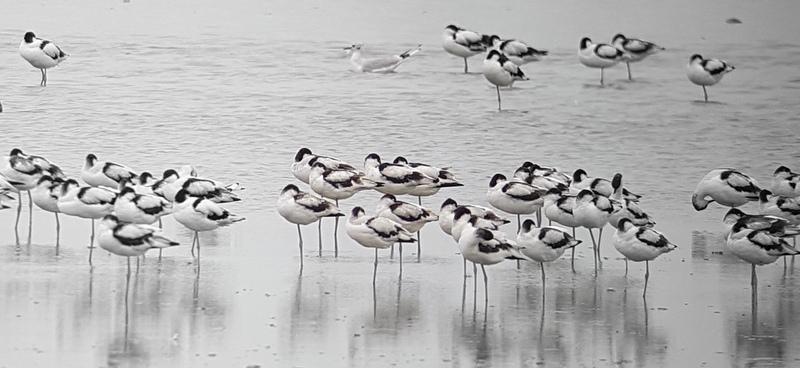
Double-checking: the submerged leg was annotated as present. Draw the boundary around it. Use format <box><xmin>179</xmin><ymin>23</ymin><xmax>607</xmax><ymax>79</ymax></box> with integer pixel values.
<box><xmin>516</xmin><ymin>214</ymin><xmax>521</xmax><ymax>270</ymax></box>
<box><xmin>600</xmin><ymin>68</ymin><xmax>605</xmax><ymax>86</ymax></box>
<box><xmin>398</xmin><ymin>243</ymin><xmax>403</xmax><ymax>279</ymax></box>
<box><xmin>158</xmin><ymin>218</ymin><xmax>163</xmax><ymax>261</ymax></box>
<box><xmin>14</xmin><ymin>193</ymin><xmax>22</xmax><ymax>244</ymax></box>
<box><xmin>597</xmin><ymin>227</ymin><xmax>604</xmax><ymax>265</ymax></box>
<box><xmin>463</xmin><ymin>58</ymin><xmax>468</xmax><ymax>74</ymax></box>
<box><xmin>27</xmin><ymin>191</ymin><xmax>33</xmax><ymax>245</ymax></box>
<box><xmin>318</xmin><ymin>219</ymin><xmax>323</xmax><ymax>257</ymax></box>
<box><xmin>702</xmin><ymin>86</ymin><xmax>708</xmax><ymax>102</ymax></box>
<box><xmin>55</xmin><ymin>212</ymin><xmax>61</xmax><ymax>253</ymax></box>
<box><xmin>625</xmin><ymin>258</ymin><xmax>629</xmax><ymax>276</ymax></box>
<box><xmin>588</xmin><ymin>229</ymin><xmax>597</xmax><ymax>274</ymax></box>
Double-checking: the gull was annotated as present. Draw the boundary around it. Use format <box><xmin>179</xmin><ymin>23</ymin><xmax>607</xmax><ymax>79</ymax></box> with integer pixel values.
<box><xmin>19</xmin><ymin>31</ymin><xmax>67</xmax><ymax>86</ymax></box>
<box><xmin>611</xmin><ymin>34</ymin><xmax>664</xmax><ymax>80</ymax></box>
<box><xmin>687</xmin><ymin>54</ymin><xmax>734</xmax><ymax>102</ymax></box>
<box><xmin>578</xmin><ymin>37</ymin><xmax>625</xmax><ymax>86</ymax></box>
<box><xmin>344</xmin><ymin>44</ymin><xmax>422</xmax><ymax>73</ymax></box>
<box><xmin>277</xmin><ymin>184</ymin><xmax>343</xmax><ymax>269</ymax></box>
<box><xmin>613</xmin><ymin>218</ymin><xmax>677</xmax><ymax>297</ymax></box>
<box><xmin>442</xmin><ymin>24</ymin><xmax>488</xmax><ymax>73</ymax></box>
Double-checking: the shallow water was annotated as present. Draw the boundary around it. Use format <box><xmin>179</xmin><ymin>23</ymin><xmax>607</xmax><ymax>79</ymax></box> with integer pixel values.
<box><xmin>1</xmin><ymin>0</ymin><xmax>800</xmax><ymax>367</ymax></box>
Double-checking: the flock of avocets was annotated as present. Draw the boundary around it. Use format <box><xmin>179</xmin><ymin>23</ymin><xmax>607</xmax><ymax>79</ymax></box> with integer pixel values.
<box><xmin>18</xmin><ymin>26</ymin><xmax>733</xmax><ymax>112</ymax></box>
<box><xmin>0</xmin><ymin>147</ymin><xmax>798</xmax><ymax>300</ymax></box>
<box><xmin>0</xmin><ymin>149</ymin><xmax>244</xmax><ymax>272</ymax></box>
<box><xmin>278</xmin><ymin>148</ymin><xmax>800</xmax><ymax>298</ymax></box>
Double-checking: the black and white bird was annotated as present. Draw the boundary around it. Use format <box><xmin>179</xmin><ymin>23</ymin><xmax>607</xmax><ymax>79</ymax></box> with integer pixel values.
<box><xmin>277</xmin><ymin>184</ymin><xmax>343</xmax><ymax>268</ymax></box>
<box><xmin>345</xmin><ymin>207</ymin><xmax>416</xmax><ymax>284</ymax></box>
<box><xmin>57</xmin><ymin>179</ymin><xmax>117</xmax><ymax>265</ymax></box>
<box><xmin>770</xmin><ymin>166</ymin><xmax>800</xmax><ymax>198</ymax></box>
<box><xmin>759</xmin><ymin>190</ymin><xmax>800</xmax><ymax>224</ymax></box>
<box><xmin>392</xmin><ymin>156</ymin><xmax>463</xmax><ymax>203</ymax></box>
<box><xmin>172</xmin><ymin>189</ymin><xmax>245</xmax><ymax>260</ymax></box>
<box><xmin>613</xmin><ymin>218</ymin><xmax>677</xmax><ymax>296</ymax></box>
<box><xmin>1</xmin><ymin>152</ymin><xmax>43</xmax><ymax>239</ymax></box>
<box><xmin>10</xmin><ymin>148</ymin><xmax>65</xmax><ymax>179</ymax></box>
<box><xmin>687</xmin><ymin>54</ymin><xmax>735</xmax><ymax>102</ymax></box>
<box><xmin>726</xmin><ymin>220</ymin><xmax>799</xmax><ymax>292</ymax></box>
<box><xmin>483</xmin><ymin>49</ymin><xmax>529</xmax><ymax>111</ymax></box>
<box><xmin>723</xmin><ymin>208</ymin><xmax>800</xmax><ymax>237</ymax></box>
<box><xmin>376</xmin><ymin>193</ymin><xmax>437</xmax><ymax>263</ymax></box>
<box><xmin>439</xmin><ymin>198</ymin><xmax>509</xmax><ymax>237</ymax></box>
<box><xmin>574</xmin><ymin>189</ymin><xmax>617</xmax><ymax>271</ymax></box>
<box><xmin>344</xmin><ymin>44</ymin><xmax>422</xmax><ymax>73</ymax></box>
<box><xmin>459</xmin><ymin>216</ymin><xmax>529</xmax><ymax>303</ymax></box>
<box><xmin>607</xmin><ymin>197</ymin><xmax>656</xmax><ymax>229</ymax></box>
<box><xmin>364</xmin><ymin>153</ymin><xmax>438</xmax><ymax>196</ymax></box>
<box><xmin>570</xmin><ymin>170</ymin><xmax>640</xmax><ymax>200</ymax></box>
<box><xmin>31</xmin><ymin>175</ymin><xmax>66</xmax><ymax>247</ymax></box>
<box><xmin>513</xmin><ymin>162</ymin><xmax>569</xmax><ymax>190</ymax></box>
<box><xmin>487</xmin><ymin>173</ymin><xmax>545</xmax><ymax>231</ymax></box>
<box><xmin>542</xmin><ymin>188</ymin><xmax>582</xmax><ymax>271</ymax></box>
<box><xmin>98</xmin><ymin>215</ymin><xmax>180</xmax><ymax>275</ymax></box>
<box><xmin>692</xmin><ymin>168</ymin><xmax>760</xmax><ymax>211</ymax></box>
<box><xmin>442</xmin><ymin>24</ymin><xmax>488</xmax><ymax>73</ymax></box>
<box><xmin>517</xmin><ymin>219</ymin><xmax>581</xmax><ymax>285</ymax></box>
<box><xmin>114</xmin><ymin>186</ymin><xmax>172</xmax><ymax>225</ymax></box>
<box><xmin>152</xmin><ymin>169</ymin><xmax>241</xmax><ymax>203</ymax></box>
<box><xmin>19</xmin><ymin>31</ymin><xmax>67</xmax><ymax>86</ymax></box>
<box><xmin>578</xmin><ymin>37</ymin><xmax>625</xmax><ymax>86</ymax></box>
<box><xmin>81</xmin><ymin>153</ymin><xmax>137</xmax><ymax>189</ymax></box>
<box><xmin>291</xmin><ymin>148</ymin><xmax>355</xmax><ymax>185</ymax></box>
<box><xmin>308</xmin><ymin>162</ymin><xmax>379</xmax><ymax>201</ymax></box>
<box><xmin>611</xmin><ymin>34</ymin><xmax>664</xmax><ymax>80</ymax></box>
<box><xmin>486</xmin><ymin>35</ymin><xmax>548</xmax><ymax>65</ymax></box>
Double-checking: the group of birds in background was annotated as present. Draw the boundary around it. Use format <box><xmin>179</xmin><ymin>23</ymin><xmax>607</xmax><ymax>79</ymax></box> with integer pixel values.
<box><xmin>278</xmin><ymin>147</ymin><xmax>679</xmax><ymax>300</ymax></box>
<box><xmin>0</xmin><ymin>149</ymin><xmax>245</xmax><ymax>274</ymax></box>
<box><xmin>692</xmin><ymin>166</ymin><xmax>800</xmax><ymax>292</ymax></box>
<box><xmin>14</xmin><ymin>26</ymin><xmax>733</xmax><ymax>113</ymax></box>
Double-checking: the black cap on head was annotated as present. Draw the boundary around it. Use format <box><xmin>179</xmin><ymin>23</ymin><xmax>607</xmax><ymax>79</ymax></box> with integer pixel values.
<box><xmin>611</xmin><ymin>173</ymin><xmax>622</xmax><ymax>189</ymax></box>
<box><xmin>453</xmin><ymin>206</ymin><xmax>472</xmax><ymax>221</ymax></box>
<box><xmin>572</xmin><ymin>169</ymin><xmax>587</xmax><ymax>182</ymax></box>
<box><xmin>365</xmin><ymin>153</ymin><xmax>381</xmax><ymax>162</ymax></box>
<box><xmin>380</xmin><ymin>194</ymin><xmax>396</xmax><ymax>202</ymax></box>
<box><xmin>441</xmin><ymin>198</ymin><xmax>458</xmax><ymax>209</ymax></box>
<box><xmin>174</xmin><ymin>189</ymin><xmax>189</xmax><ymax>203</ymax></box>
<box><xmin>522</xmin><ymin>219</ymin><xmax>536</xmax><ymax>232</ymax></box>
<box><xmin>393</xmin><ymin>156</ymin><xmax>408</xmax><ymax>165</ymax></box>
<box><xmin>119</xmin><ymin>186</ymin><xmax>135</xmax><ymax>196</ymax></box>
<box><xmin>281</xmin><ymin>184</ymin><xmax>300</xmax><ymax>194</ymax></box>
<box><xmin>774</xmin><ymin>166</ymin><xmax>791</xmax><ymax>175</ymax></box>
<box><xmin>690</xmin><ymin>54</ymin><xmax>703</xmax><ymax>62</ymax></box>
<box><xmin>351</xmin><ymin>206</ymin><xmax>365</xmax><ymax>217</ymax></box>
<box><xmin>295</xmin><ymin>148</ymin><xmax>312</xmax><ymax>162</ymax></box>
<box><xmin>475</xmin><ymin>228</ymin><xmax>494</xmax><ymax>241</ymax></box>
<box><xmin>580</xmin><ymin>37</ymin><xmax>591</xmax><ymax>49</ymax></box>
<box><xmin>103</xmin><ymin>214</ymin><xmax>120</xmax><ymax>223</ymax></box>
<box><xmin>577</xmin><ymin>189</ymin><xmax>594</xmax><ymax>199</ymax></box>
<box><xmin>10</xmin><ymin>148</ymin><xmax>24</xmax><ymax>156</ymax></box>
<box><xmin>445</xmin><ymin>25</ymin><xmax>460</xmax><ymax>31</ymax></box>
<box><xmin>24</xmin><ymin>32</ymin><xmax>35</xmax><ymax>43</ymax></box>
<box><xmin>86</xmin><ymin>153</ymin><xmax>97</xmax><ymax>164</ymax></box>
<box><xmin>616</xmin><ymin>218</ymin><xmax>632</xmax><ymax>230</ymax></box>
<box><xmin>546</xmin><ymin>187</ymin><xmax>562</xmax><ymax>195</ymax></box>
<box><xmin>612</xmin><ymin>34</ymin><xmax>626</xmax><ymax>42</ymax></box>
<box><xmin>163</xmin><ymin>169</ymin><xmax>179</xmax><ymax>179</ymax></box>
<box><xmin>37</xmin><ymin>175</ymin><xmax>53</xmax><ymax>185</ymax></box>
<box><xmin>759</xmin><ymin>189</ymin><xmax>772</xmax><ymax>202</ymax></box>
<box><xmin>489</xmin><ymin>173</ymin><xmax>506</xmax><ymax>188</ymax></box>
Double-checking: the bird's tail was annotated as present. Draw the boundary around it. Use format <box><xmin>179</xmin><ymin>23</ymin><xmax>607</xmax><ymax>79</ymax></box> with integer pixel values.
<box><xmin>148</xmin><ymin>234</ymin><xmax>181</xmax><ymax>248</ymax></box>
<box><xmin>399</xmin><ymin>44</ymin><xmax>423</xmax><ymax>59</ymax></box>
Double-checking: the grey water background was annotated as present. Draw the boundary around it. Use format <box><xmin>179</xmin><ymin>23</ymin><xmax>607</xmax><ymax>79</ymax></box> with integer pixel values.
<box><xmin>1</xmin><ymin>0</ymin><xmax>800</xmax><ymax>366</ymax></box>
